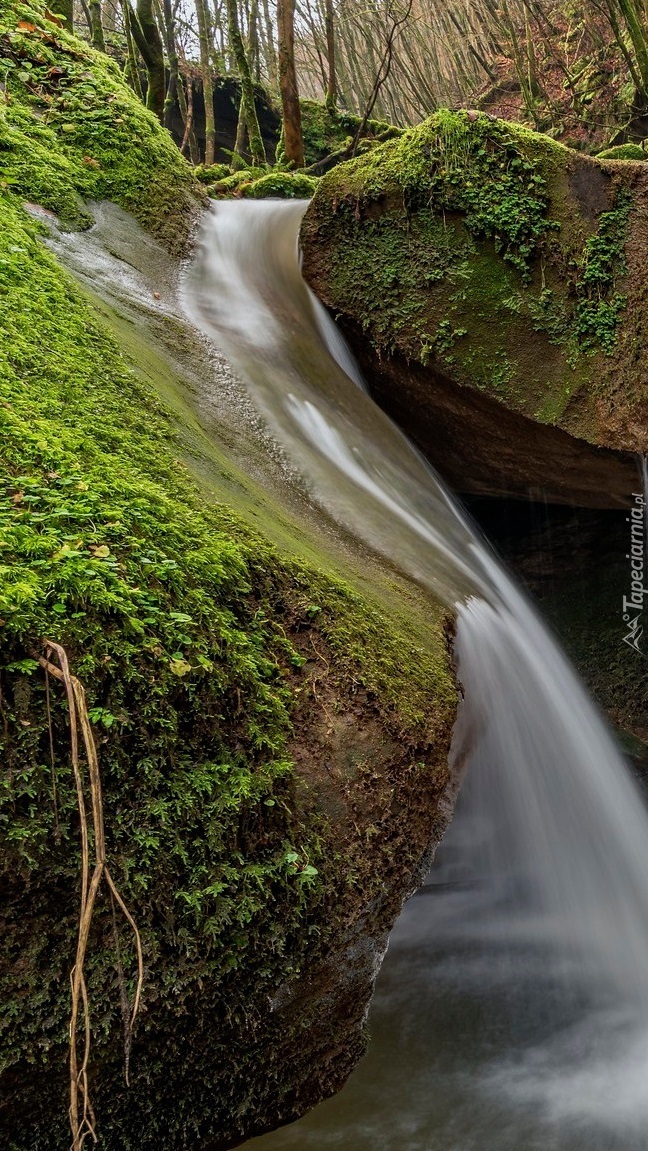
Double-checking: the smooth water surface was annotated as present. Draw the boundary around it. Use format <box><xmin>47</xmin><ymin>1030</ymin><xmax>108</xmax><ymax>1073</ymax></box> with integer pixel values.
<box><xmin>182</xmin><ymin>200</ymin><xmax>648</xmax><ymax>1150</ymax></box>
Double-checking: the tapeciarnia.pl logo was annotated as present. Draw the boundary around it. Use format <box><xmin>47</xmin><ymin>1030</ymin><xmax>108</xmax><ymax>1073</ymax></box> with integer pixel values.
<box><xmin>622</xmin><ymin>492</ymin><xmax>646</xmax><ymax>654</ymax></box>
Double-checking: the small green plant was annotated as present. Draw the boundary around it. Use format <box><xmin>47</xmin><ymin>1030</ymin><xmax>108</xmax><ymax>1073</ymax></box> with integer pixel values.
<box><xmin>573</xmin><ymin>190</ymin><xmax>631</xmax><ymax>353</ymax></box>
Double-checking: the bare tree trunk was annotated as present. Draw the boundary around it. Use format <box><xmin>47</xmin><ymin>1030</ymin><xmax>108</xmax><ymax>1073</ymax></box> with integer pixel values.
<box><xmin>350</xmin><ymin>0</ymin><xmax>413</xmax><ymax>155</ymax></box>
<box><xmin>130</xmin><ymin>0</ymin><xmax>166</xmax><ymax>120</ymax></box>
<box><xmin>261</xmin><ymin>0</ymin><xmax>278</xmax><ymax>82</ymax></box>
<box><xmin>179</xmin><ymin>65</ymin><xmax>200</xmax><ymax>163</ymax></box>
<box><xmin>588</xmin><ymin>0</ymin><xmax>644</xmax><ymax>93</ymax></box>
<box><xmin>88</xmin><ymin>0</ymin><xmax>106</xmax><ymax>49</ymax></box>
<box><xmin>393</xmin><ymin>34</ymin><xmax>438</xmax><ymax>117</ymax></box>
<box><xmin>297</xmin><ymin>0</ymin><xmax>328</xmax><ymax>92</ymax></box>
<box><xmin>226</xmin><ymin>0</ymin><xmax>266</xmax><ymax>164</ymax></box>
<box><xmin>58</xmin><ymin>0</ymin><xmax>74</xmax><ymax>31</ymax></box>
<box><xmin>249</xmin><ymin>0</ymin><xmax>261</xmax><ymax>82</ymax></box>
<box><xmin>325</xmin><ymin>0</ymin><xmax>336</xmax><ymax>107</ymax></box>
<box><xmin>277</xmin><ymin>0</ymin><xmax>304</xmax><ymax>166</ymax></box>
<box><xmin>211</xmin><ymin>0</ymin><xmax>225</xmax><ymax>69</ymax></box>
<box><xmin>232</xmin><ymin>96</ymin><xmax>248</xmax><ymax>166</ymax></box>
<box><xmin>195</xmin><ymin>0</ymin><xmax>216</xmax><ymax>164</ymax></box>
<box><xmin>447</xmin><ymin>10</ymin><xmax>495</xmax><ymax>80</ymax></box>
<box><xmin>161</xmin><ymin>0</ymin><xmax>179</xmax><ymax>129</ymax></box>
<box><xmin>617</xmin><ymin>0</ymin><xmax>648</xmax><ymax>98</ymax></box>
<box><xmin>120</xmin><ymin>0</ymin><xmax>143</xmax><ymax>97</ymax></box>
<box><xmin>499</xmin><ymin>0</ymin><xmax>539</xmax><ymax>124</ymax></box>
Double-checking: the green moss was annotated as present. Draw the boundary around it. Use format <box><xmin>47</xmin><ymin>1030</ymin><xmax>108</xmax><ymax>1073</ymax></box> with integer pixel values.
<box><xmin>209</xmin><ymin>169</ymin><xmax>317</xmax><ymax>201</ymax></box>
<box><xmin>597</xmin><ymin>143</ymin><xmax>647</xmax><ymax>160</ymax></box>
<box><xmin>322</xmin><ymin>110</ymin><xmax>561</xmax><ymax>278</ymax></box>
<box><xmin>0</xmin><ymin>0</ymin><xmax>200</xmax><ymax>243</ymax></box>
<box><xmin>242</xmin><ymin>170</ymin><xmax>318</xmax><ymax>199</ymax></box>
<box><xmin>305</xmin><ymin>110</ymin><xmax>634</xmax><ymax>423</ymax></box>
<box><xmin>208</xmin><ymin>167</ymin><xmax>266</xmax><ymax>196</ymax></box>
<box><xmin>0</xmin><ymin>186</ymin><xmax>306</xmax><ymax>897</ymax></box>
<box><xmin>195</xmin><ymin>161</ymin><xmax>230</xmax><ymax>183</ymax></box>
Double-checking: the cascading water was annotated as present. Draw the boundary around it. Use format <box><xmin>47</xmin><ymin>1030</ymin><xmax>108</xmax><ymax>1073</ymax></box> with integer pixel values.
<box><xmin>181</xmin><ymin>200</ymin><xmax>648</xmax><ymax>1149</ymax></box>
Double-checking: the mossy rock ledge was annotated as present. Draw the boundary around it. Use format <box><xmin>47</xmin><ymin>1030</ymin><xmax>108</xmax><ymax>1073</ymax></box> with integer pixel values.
<box><xmin>301</xmin><ymin>110</ymin><xmax>648</xmax><ymax>508</ymax></box>
<box><xmin>0</xmin><ymin>2</ymin><xmax>457</xmax><ymax>1148</ymax></box>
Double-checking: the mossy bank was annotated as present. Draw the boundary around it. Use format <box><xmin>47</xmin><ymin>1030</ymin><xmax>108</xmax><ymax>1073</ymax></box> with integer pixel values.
<box><xmin>0</xmin><ymin>0</ymin><xmax>203</xmax><ymax>245</ymax></box>
<box><xmin>0</xmin><ymin>4</ymin><xmax>457</xmax><ymax>1148</ymax></box>
<box><xmin>301</xmin><ymin>110</ymin><xmax>648</xmax><ymax>507</ymax></box>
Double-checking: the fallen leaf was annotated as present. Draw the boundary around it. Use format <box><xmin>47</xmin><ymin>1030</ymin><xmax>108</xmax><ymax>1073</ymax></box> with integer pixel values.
<box><xmin>11</xmin><ymin>491</ymin><xmax>23</xmax><ymax>504</ymax></box>
<box><xmin>52</xmin><ymin>543</ymin><xmax>78</xmax><ymax>560</ymax></box>
<box><xmin>91</xmin><ymin>544</ymin><xmax>110</xmax><ymax>558</ymax></box>
<box><xmin>44</xmin><ymin>8</ymin><xmax>64</xmax><ymax>24</ymax></box>
<box><xmin>169</xmin><ymin>658</ymin><xmax>192</xmax><ymax>677</ymax></box>
<box><xmin>17</xmin><ymin>20</ymin><xmax>37</xmax><ymax>31</ymax></box>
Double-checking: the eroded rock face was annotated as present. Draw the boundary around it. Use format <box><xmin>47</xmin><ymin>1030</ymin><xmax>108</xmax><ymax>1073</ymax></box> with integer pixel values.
<box><xmin>301</xmin><ymin>111</ymin><xmax>648</xmax><ymax>508</ymax></box>
<box><xmin>337</xmin><ymin>329</ymin><xmax>638</xmax><ymax>507</ymax></box>
<box><xmin>1</xmin><ymin>645</ymin><xmax>457</xmax><ymax>1151</ymax></box>
<box><xmin>204</xmin><ymin>671</ymin><xmax>458</xmax><ymax>1149</ymax></box>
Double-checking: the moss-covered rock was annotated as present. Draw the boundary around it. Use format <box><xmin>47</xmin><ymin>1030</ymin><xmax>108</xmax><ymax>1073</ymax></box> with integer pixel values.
<box><xmin>301</xmin><ymin>109</ymin><xmax>648</xmax><ymax>506</ymax></box>
<box><xmin>208</xmin><ymin>167</ymin><xmax>263</xmax><ymax>196</ymax></box>
<box><xmin>0</xmin><ymin>0</ymin><xmax>203</xmax><ymax>246</ymax></box>
<box><xmin>208</xmin><ymin>168</ymin><xmax>318</xmax><ymax>200</ymax></box>
<box><xmin>597</xmin><ymin>143</ymin><xmax>648</xmax><ymax>161</ymax></box>
<box><xmin>242</xmin><ymin>170</ymin><xmax>318</xmax><ymax>199</ymax></box>
<box><xmin>195</xmin><ymin>161</ymin><xmax>231</xmax><ymax>183</ymax></box>
<box><xmin>0</xmin><ymin>4</ymin><xmax>457</xmax><ymax>1148</ymax></box>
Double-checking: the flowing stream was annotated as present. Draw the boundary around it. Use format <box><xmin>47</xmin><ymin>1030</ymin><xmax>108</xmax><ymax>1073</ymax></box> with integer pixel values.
<box><xmin>180</xmin><ymin>200</ymin><xmax>648</xmax><ymax>1150</ymax></box>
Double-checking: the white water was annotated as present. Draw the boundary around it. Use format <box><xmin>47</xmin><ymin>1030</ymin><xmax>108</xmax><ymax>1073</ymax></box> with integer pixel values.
<box><xmin>182</xmin><ymin>200</ymin><xmax>648</xmax><ymax>1147</ymax></box>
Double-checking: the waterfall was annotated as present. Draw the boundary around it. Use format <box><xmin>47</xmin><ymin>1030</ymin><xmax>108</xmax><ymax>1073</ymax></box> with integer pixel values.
<box><xmin>182</xmin><ymin>200</ymin><xmax>648</xmax><ymax>1146</ymax></box>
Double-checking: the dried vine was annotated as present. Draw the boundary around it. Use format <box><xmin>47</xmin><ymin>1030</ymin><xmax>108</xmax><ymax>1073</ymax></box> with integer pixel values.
<box><xmin>38</xmin><ymin>641</ymin><xmax>144</xmax><ymax>1151</ymax></box>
